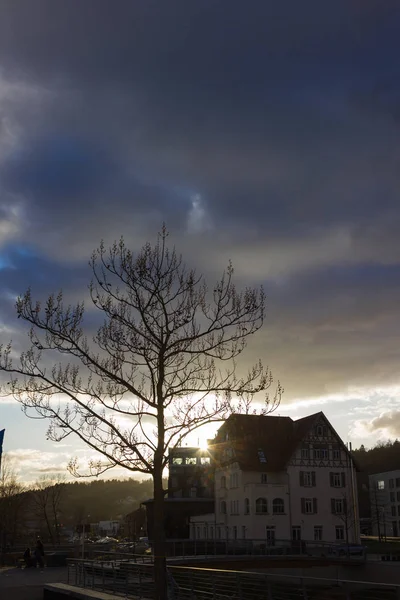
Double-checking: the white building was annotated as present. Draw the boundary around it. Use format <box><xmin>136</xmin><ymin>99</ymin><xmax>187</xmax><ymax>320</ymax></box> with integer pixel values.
<box><xmin>369</xmin><ymin>470</ymin><xmax>400</xmax><ymax>538</ymax></box>
<box><xmin>98</xmin><ymin>520</ymin><xmax>120</xmax><ymax>536</ymax></box>
<box><xmin>191</xmin><ymin>412</ymin><xmax>359</xmax><ymax>545</ymax></box>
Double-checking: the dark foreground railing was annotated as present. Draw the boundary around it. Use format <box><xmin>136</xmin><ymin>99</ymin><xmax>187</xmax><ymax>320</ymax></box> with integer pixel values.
<box><xmin>67</xmin><ymin>558</ymin><xmax>400</xmax><ymax>600</ymax></box>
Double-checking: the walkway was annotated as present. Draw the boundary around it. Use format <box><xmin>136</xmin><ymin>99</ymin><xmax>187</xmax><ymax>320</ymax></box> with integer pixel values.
<box><xmin>0</xmin><ymin>566</ymin><xmax>67</xmax><ymax>600</ymax></box>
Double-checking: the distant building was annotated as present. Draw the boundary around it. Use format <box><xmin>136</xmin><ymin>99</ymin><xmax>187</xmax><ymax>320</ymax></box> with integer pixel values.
<box><xmin>190</xmin><ymin>412</ymin><xmax>359</xmax><ymax>545</ymax></box>
<box><xmin>123</xmin><ymin>507</ymin><xmax>146</xmax><ymax>540</ymax></box>
<box><xmin>168</xmin><ymin>446</ymin><xmax>214</xmax><ymax>499</ymax></box>
<box><xmin>98</xmin><ymin>520</ymin><xmax>120</xmax><ymax>537</ymax></box>
<box><xmin>142</xmin><ymin>446</ymin><xmax>214</xmax><ymax>539</ymax></box>
<box><xmin>369</xmin><ymin>470</ymin><xmax>400</xmax><ymax>538</ymax></box>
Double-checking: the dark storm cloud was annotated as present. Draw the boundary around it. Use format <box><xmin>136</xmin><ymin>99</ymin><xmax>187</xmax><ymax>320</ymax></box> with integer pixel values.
<box><xmin>0</xmin><ymin>1</ymin><xmax>400</xmax><ymax>402</ymax></box>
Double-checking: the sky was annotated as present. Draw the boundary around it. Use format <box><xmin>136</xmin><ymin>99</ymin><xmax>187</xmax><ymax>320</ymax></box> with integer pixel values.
<box><xmin>1</xmin><ymin>0</ymin><xmax>400</xmax><ymax>483</ymax></box>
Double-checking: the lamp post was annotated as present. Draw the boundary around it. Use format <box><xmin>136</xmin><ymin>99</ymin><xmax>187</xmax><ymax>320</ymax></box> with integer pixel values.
<box><xmin>82</xmin><ymin>514</ymin><xmax>90</xmax><ymax>560</ymax></box>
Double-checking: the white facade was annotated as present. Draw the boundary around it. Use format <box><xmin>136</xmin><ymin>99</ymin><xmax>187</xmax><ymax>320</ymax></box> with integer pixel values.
<box><xmin>190</xmin><ymin>414</ymin><xmax>359</xmax><ymax>545</ymax></box>
<box><xmin>369</xmin><ymin>470</ymin><xmax>400</xmax><ymax>537</ymax></box>
<box><xmin>98</xmin><ymin>520</ymin><xmax>120</xmax><ymax>536</ymax></box>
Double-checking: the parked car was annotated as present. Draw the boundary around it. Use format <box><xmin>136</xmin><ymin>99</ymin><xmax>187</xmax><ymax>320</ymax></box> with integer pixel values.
<box><xmin>330</xmin><ymin>544</ymin><xmax>366</xmax><ymax>557</ymax></box>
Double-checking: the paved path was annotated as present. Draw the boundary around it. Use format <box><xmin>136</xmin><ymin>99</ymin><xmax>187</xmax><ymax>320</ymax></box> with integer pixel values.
<box><xmin>0</xmin><ymin>566</ymin><xmax>67</xmax><ymax>600</ymax></box>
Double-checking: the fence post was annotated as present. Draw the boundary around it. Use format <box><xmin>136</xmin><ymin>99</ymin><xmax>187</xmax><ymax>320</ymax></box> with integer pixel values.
<box><xmin>265</xmin><ymin>576</ymin><xmax>273</xmax><ymax>600</ymax></box>
<box><xmin>300</xmin><ymin>577</ymin><xmax>308</xmax><ymax>600</ymax></box>
<box><xmin>212</xmin><ymin>570</ymin><xmax>216</xmax><ymax>600</ymax></box>
<box><xmin>236</xmin><ymin>572</ymin><xmax>243</xmax><ymax>600</ymax></box>
<box><xmin>190</xmin><ymin>568</ymin><xmax>195</xmax><ymax>599</ymax></box>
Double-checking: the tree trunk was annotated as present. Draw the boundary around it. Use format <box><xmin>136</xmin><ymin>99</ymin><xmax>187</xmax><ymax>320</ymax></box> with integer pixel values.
<box><xmin>153</xmin><ymin>462</ymin><xmax>167</xmax><ymax>600</ymax></box>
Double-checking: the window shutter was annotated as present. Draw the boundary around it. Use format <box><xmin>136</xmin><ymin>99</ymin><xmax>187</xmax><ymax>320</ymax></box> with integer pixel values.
<box><xmin>312</xmin><ymin>472</ymin><xmax>316</xmax><ymax>487</ymax></box>
<box><xmin>313</xmin><ymin>498</ymin><xmax>318</xmax><ymax>514</ymax></box>
<box><xmin>331</xmin><ymin>499</ymin><xmax>336</xmax><ymax>514</ymax></box>
<box><xmin>301</xmin><ymin>498</ymin><xmax>305</xmax><ymax>514</ymax></box>
<box><xmin>300</xmin><ymin>471</ymin><xmax>304</xmax><ymax>486</ymax></box>
<box><xmin>329</xmin><ymin>472</ymin><xmax>334</xmax><ymax>487</ymax></box>
<box><xmin>341</xmin><ymin>473</ymin><xmax>346</xmax><ymax>487</ymax></box>
<box><xmin>343</xmin><ymin>498</ymin><xmax>347</xmax><ymax>514</ymax></box>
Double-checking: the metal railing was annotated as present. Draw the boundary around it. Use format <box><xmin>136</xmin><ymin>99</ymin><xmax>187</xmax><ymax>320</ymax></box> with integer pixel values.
<box><xmin>196</xmin><ymin>537</ymin><xmax>363</xmax><ymax>560</ymax></box>
<box><xmin>96</xmin><ymin>538</ymin><xmax>365</xmax><ymax>560</ymax></box>
<box><xmin>67</xmin><ymin>558</ymin><xmax>400</xmax><ymax>599</ymax></box>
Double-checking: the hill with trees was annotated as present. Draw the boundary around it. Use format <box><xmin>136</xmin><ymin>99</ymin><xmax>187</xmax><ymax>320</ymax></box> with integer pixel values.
<box><xmin>1</xmin><ymin>467</ymin><xmax>154</xmax><ymax>550</ymax></box>
<box><xmin>353</xmin><ymin>440</ymin><xmax>400</xmax><ymax>475</ymax></box>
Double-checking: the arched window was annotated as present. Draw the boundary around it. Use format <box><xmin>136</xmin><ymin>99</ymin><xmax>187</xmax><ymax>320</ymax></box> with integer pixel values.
<box><xmin>220</xmin><ymin>500</ymin><xmax>227</xmax><ymax>514</ymax></box>
<box><xmin>273</xmin><ymin>498</ymin><xmax>285</xmax><ymax>514</ymax></box>
<box><xmin>244</xmin><ymin>498</ymin><xmax>250</xmax><ymax>515</ymax></box>
<box><xmin>255</xmin><ymin>497</ymin><xmax>268</xmax><ymax>514</ymax></box>
<box><xmin>220</xmin><ymin>475</ymin><xmax>226</xmax><ymax>489</ymax></box>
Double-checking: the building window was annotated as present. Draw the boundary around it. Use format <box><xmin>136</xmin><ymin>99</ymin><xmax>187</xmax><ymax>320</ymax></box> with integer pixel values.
<box><xmin>244</xmin><ymin>498</ymin><xmax>250</xmax><ymax>515</ymax></box>
<box><xmin>217</xmin><ymin>527</ymin><xmax>221</xmax><ymax>539</ymax></box>
<box><xmin>390</xmin><ymin>479</ymin><xmax>395</xmax><ymax>489</ymax></box>
<box><xmin>333</xmin><ymin>448</ymin><xmax>340</xmax><ymax>460</ymax></box>
<box><xmin>314</xmin><ymin>447</ymin><xmax>328</xmax><ymax>460</ymax></box>
<box><xmin>392</xmin><ymin>506</ymin><xmax>396</xmax><ymax>517</ymax></box>
<box><xmin>300</xmin><ymin>471</ymin><xmax>316</xmax><ymax>487</ymax></box>
<box><xmin>272</xmin><ymin>498</ymin><xmax>285</xmax><ymax>514</ymax></box>
<box><xmin>196</xmin><ymin>526</ymin><xmax>201</xmax><ymax>539</ymax></box>
<box><xmin>230</xmin><ymin>500</ymin><xmax>239</xmax><ymax>515</ymax></box>
<box><xmin>301</xmin><ymin>498</ymin><xmax>317</xmax><ymax>514</ymax></box>
<box><xmin>391</xmin><ymin>492</ymin><xmax>396</xmax><ymax>503</ymax></box>
<box><xmin>220</xmin><ymin>476</ymin><xmax>226</xmax><ymax>489</ymax></box>
<box><xmin>220</xmin><ymin>500</ymin><xmax>227</xmax><ymax>514</ymax></box>
<box><xmin>330</xmin><ymin>472</ymin><xmax>346</xmax><ymax>488</ymax></box>
<box><xmin>314</xmin><ymin>526</ymin><xmax>323</xmax><ymax>541</ymax></box>
<box><xmin>201</xmin><ymin>456</ymin><xmax>211</xmax><ymax>464</ymax></box>
<box><xmin>377</xmin><ymin>480</ymin><xmax>385</xmax><ymax>490</ymax></box>
<box><xmin>266</xmin><ymin>526</ymin><xmax>275</xmax><ymax>546</ymax></box>
<box><xmin>190</xmin><ymin>487</ymin><xmax>197</xmax><ymax>498</ymax></box>
<box><xmin>331</xmin><ymin>498</ymin><xmax>346</xmax><ymax>515</ymax></box>
<box><xmin>258</xmin><ymin>448</ymin><xmax>267</xmax><ymax>463</ymax></box>
<box><xmin>242</xmin><ymin>526</ymin><xmax>246</xmax><ymax>539</ymax></box>
<box><xmin>397</xmin><ymin>478</ymin><xmax>400</xmax><ymax>487</ymax></box>
<box><xmin>256</xmin><ymin>497</ymin><xmax>268</xmax><ymax>514</ymax></box>
<box><xmin>172</xmin><ymin>457</ymin><xmax>184</xmax><ymax>465</ymax></box>
<box><xmin>186</xmin><ymin>457</ymin><xmax>197</xmax><ymax>465</ymax></box>
<box><xmin>397</xmin><ymin>505</ymin><xmax>400</xmax><ymax>517</ymax></box>
<box><xmin>292</xmin><ymin>526</ymin><xmax>301</xmax><ymax>541</ymax></box>
<box><xmin>203</xmin><ymin>526</ymin><xmax>207</xmax><ymax>538</ymax></box>
<box><xmin>316</xmin><ymin>425</ymin><xmax>323</xmax><ymax>436</ymax></box>
<box><xmin>233</xmin><ymin>526</ymin><xmax>237</xmax><ymax>540</ymax></box>
<box><xmin>230</xmin><ymin>473</ymin><xmax>238</xmax><ymax>488</ymax></box>
<box><xmin>210</xmin><ymin>527</ymin><xmax>214</xmax><ymax>539</ymax></box>
<box><xmin>397</xmin><ymin>492</ymin><xmax>400</xmax><ymax>502</ymax></box>
<box><xmin>261</xmin><ymin>473</ymin><xmax>268</xmax><ymax>484</ymax></box>
<box><xmin>301</xmin><ymin>447</ymin><xmax>310</xmax><ymax>459</ymax></box>
<box><xmin>335</xmin><ymin>526</ymin><xmax>345</xmax><ymax>541</ymax></box>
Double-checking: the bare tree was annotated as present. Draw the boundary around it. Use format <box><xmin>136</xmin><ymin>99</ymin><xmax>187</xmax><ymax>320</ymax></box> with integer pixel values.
<box><xmin>333</xmin><ymin>493</ymin><xmax>358</xmax><ymax>552</ymax></box>
<box><xmin>0</xmin><ymin>454</ymin><xmax>25</xmax><ymax>553</ymax></box>
<box><xmin>0</xmin><ymin>227</ymin><xmax>281</xmax><ymax>599</ymax></box>
<box><xmin>31</xmin><ymin>475</ymin><xmax>66</xmax><ymax>545</ymax></box>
